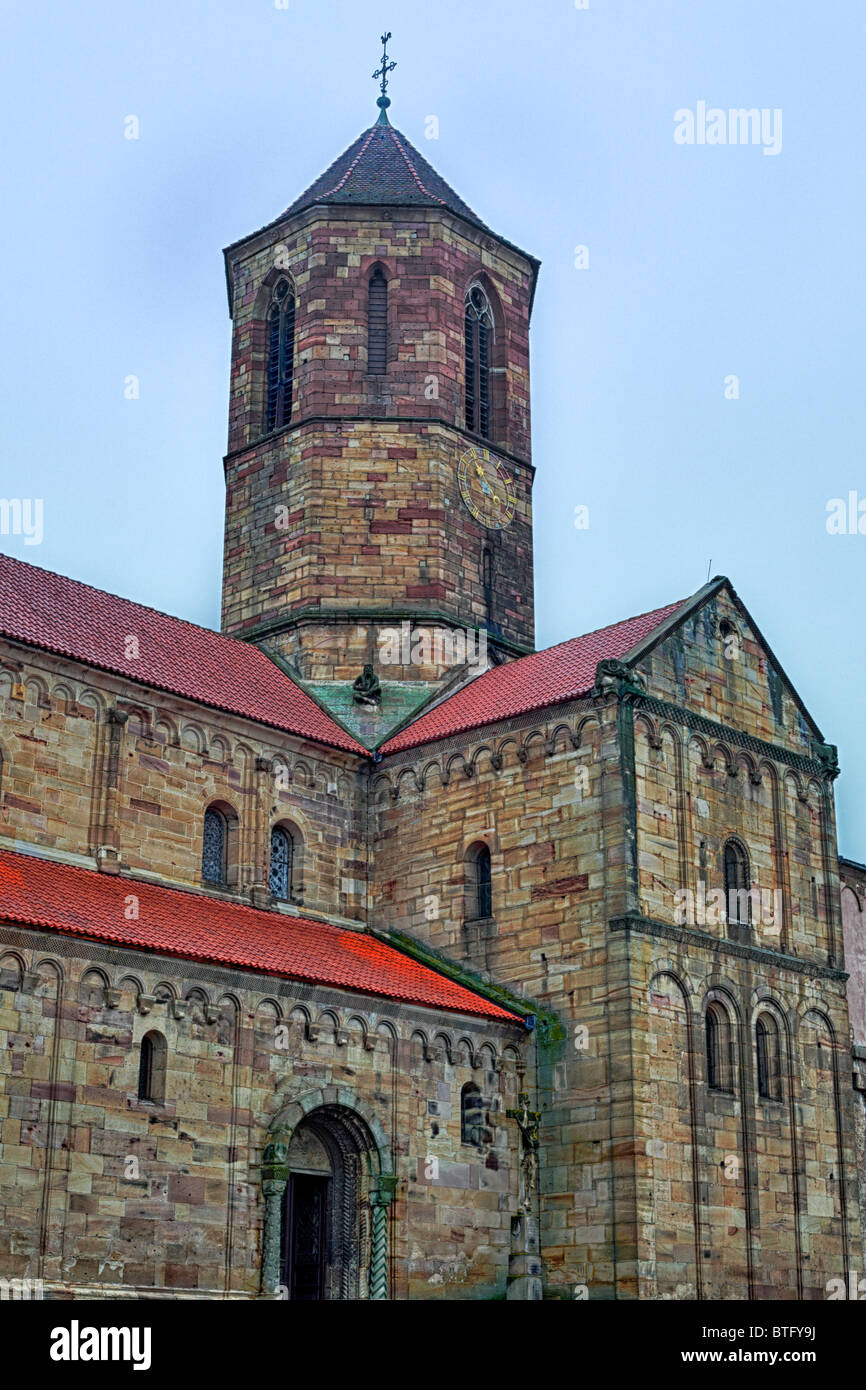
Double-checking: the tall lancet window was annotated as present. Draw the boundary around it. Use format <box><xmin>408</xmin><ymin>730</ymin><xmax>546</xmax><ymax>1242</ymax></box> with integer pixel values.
<box><xmin>266</xmin><ymin>278</ymin><xmax>296</xmax><ymax>432</ymax></box>
<box><xmin>367</xmin><ymin>266</ymin><xmax>388</xmax><ymax>373</ymax></box>
<box><xmin>464</xmin><ymin>285</ymin><xmax>493</xmax><ymax>438</ymax></box>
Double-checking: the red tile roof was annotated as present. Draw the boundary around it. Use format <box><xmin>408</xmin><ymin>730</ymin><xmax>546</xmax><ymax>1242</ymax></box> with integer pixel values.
<box><xmin>0</xmin><ymin>553</ymin><xmax>365</xmax><ymax>755</ymax></box>
<box><xmin>0</xmin><ymin>848</ymin><xmax>518</xmax><ymax>1022</ymax></box>
<box><xmin>381</xmin><ymin>599</ymin><xmax>686</xmax><ymax>753</ymax></box>
<box><xmin>0</xmin><ymin>551</ymin><xmax>688</xmax><ymax>757</ymax></box>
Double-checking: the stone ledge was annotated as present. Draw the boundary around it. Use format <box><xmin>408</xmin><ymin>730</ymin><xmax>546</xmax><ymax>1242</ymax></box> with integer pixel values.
<box><xmin>609</xmin><ymin>912</ymin><xmax>847</xmax><ymax>981</ymax></box>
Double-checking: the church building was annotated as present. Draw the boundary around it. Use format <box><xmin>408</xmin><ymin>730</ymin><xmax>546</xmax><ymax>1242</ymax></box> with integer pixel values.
<box><xmin>0</xmin><ymin>58</ymin><xmax>863</xmax><ymax>1300</ymax></box>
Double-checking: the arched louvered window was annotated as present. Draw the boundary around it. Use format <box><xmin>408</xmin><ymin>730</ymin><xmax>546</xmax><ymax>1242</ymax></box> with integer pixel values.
<box><xmin>756</xmin><ymin>1012</ymin><xmax>781</xmax><ymax>1100</ymax></box>
<box><xmin>706</xmin><ymin>1001</ymin><xmax>733</xmax><ymax>1092</ymax></box>
<box><xmin>266</xmin><ymin>278</ymin><xmax>296</xmax><ymax>431</ymax></box>
<box><xmin>202</xmin><ymin>808</ymin><xmax>227</xmax><ymax>884</ymax></box>
<box><xmin>138</xmin><ymin>1030</ymin><xmax>167</xmax><ymax>1103</ymax></box>
<box><xmin>461</xmin><ymin>1082</ymin><xmax>484</xmax><ymax>1147</ymax></box>
<box><xmin>464</xmin><ymin>285</ymin><xmax>493</xmax><ymax>438</ymax></box>
<box><xmin>367</xmin><ymin>266</ymin><xmax>387</xmax><ymax>374</ymax></box>
<box><xmin>269</xmin><ymin>824</ymin><xmax>294</xmax><ymax>901</ymax></box>
<box><xmin>724</xmin><ymin>839</ymin><xmax>751</xmax><ymax>930</ymax></box>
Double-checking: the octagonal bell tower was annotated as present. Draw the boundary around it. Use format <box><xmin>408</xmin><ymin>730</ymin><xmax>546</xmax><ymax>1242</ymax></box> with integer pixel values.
<box><xmin>220</xmin><ymin>58</ymin><xmax>539</xmax><ymax>731</ymax></box>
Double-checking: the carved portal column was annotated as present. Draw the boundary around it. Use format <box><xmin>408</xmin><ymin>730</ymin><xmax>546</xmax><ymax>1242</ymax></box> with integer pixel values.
<box><xmin>369</xmin><ymin>1174</ymin><xmax>397</xmax><ymax>1300</ymax></box>
<box><xmin>260</xmin><ymin>1142</ymin><xmax>290</xmax><ymax>1296</ymax></box>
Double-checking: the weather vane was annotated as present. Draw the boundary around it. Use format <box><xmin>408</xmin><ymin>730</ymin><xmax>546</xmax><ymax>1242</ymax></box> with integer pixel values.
<box><xmin>373</xmin><ymin>31</ymin><xmax>396</xmax><ymax>115</ymax></box>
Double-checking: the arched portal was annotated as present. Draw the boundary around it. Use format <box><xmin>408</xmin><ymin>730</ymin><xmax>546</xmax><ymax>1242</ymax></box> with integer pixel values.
<box><xmin>261</xmin><ymin>1098</ymin><xmax>395</xmax><ymax>1301</ymax></box>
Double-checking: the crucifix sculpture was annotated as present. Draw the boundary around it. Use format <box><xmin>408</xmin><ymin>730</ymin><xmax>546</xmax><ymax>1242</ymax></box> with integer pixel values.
<box><xmin>507</xmin><ymin>1091</ymin><xmax>541</xmax><ymax>1212</ymax></box>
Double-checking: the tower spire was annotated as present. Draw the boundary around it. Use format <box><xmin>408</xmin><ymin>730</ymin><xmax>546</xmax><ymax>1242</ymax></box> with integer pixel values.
<box><xmin>372</xmin><ymin>31</ymin><xmax>396</xmax><ymax>124</ymax></box>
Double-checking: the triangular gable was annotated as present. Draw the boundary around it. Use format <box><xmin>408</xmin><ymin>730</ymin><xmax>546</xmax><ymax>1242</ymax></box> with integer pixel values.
<box><xmin>624</xmin><ymin>576</ymin><xmax>826</xmax><ymax>748</ymax></box>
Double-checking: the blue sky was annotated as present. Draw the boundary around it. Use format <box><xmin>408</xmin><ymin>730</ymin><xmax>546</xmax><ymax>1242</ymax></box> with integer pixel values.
<box><xmin>1</xmin><ymin>0</ymin><xmax>864</xmax><ymax>852</ymax></box>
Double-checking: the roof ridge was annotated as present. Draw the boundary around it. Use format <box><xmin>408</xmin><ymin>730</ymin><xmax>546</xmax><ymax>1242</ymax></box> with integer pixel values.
<box><xmin>544</xmin><ymin>596</ymin><xmax>689</xmax><ymax>655</ymax></box>
<box><xmin>320</xmin><ymin>124</ymin><xmax>379</xmax><ymax>199</ymax></box>
<box><xmin>388</xmin><ymin>126</ymin><xmax>449</xmax><ymax>207</ymax></box>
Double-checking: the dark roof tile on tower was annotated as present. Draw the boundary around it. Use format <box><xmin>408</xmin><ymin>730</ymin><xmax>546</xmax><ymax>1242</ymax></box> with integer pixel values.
<box><xmin>275</xmin><ymin>119</ymin><xmax>493</xmax><ymax>232</ymax></box>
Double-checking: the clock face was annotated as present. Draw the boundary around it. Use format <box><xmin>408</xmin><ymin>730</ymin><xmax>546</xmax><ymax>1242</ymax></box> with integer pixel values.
<box><xmin>457</xmin><ymin>445</ymin><xmax>516</xmax><ymax>530</ymax></box>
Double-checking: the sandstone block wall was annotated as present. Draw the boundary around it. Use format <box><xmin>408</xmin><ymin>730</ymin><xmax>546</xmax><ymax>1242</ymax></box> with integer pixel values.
<box><xmin>0</xmin><ymin>934</ymin><xmax>525</xmax><ymax>1299</ymax></box>
<box><xmin>220</xmin><ymin>204</ymin><xmax>536</xmax><ymax>665</ymax></box>
<box><xmin>370</xmin><ymin>588</ymin><xmax>862</xmax><ymax>1298</ymax></box>
<box><xmin>373</xmin><ymin>700</ymin><xmax>623</xmax><ymax>1296</ymax></box>
<box><xmin>224</xmin><ymin>206</ymin><xmax>533</xmax><ymax>459</ymax></box>
<box><xmin>222</xmin><ymin>419</ymin><xmax>534</xmax><ymax>676</ymax></box>
<box><xmin>0</xmin><ymin>646</ymin><xmax>366</xmax><ymax>923</ymax></box>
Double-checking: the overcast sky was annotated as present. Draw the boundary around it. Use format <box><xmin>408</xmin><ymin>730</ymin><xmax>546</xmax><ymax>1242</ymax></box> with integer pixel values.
<box><xmin>1</xmin><ymin>0</ymin><xmax>864</xmax><ymax>852</ymax></box>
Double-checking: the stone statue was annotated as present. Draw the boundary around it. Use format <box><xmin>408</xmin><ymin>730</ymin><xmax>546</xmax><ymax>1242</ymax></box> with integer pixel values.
<box><xmin>507</xmin><ymin>1092</ymin><xmax>540</xmax><ymax>1213</ymax></box>
<box><xmin>352</xmin><ymin>663</ymin><xmax>381</xmax><ymax>707</ymax></box>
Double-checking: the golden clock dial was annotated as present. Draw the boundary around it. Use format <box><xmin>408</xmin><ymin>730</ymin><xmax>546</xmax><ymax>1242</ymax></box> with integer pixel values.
<box><xmin>456</xmin><ymin>444</ymin><xmax>516</xmax><ymax>530</ymax></box>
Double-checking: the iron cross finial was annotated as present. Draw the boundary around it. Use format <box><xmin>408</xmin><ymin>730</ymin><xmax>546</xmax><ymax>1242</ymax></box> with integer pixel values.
<box><xmin>373</xmin><ymin>31</ymin><xmax>396</xmax><ymax>116</ymax></box>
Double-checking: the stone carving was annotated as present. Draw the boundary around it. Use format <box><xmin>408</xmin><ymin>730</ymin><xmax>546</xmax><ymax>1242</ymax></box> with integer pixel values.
<box><xmin>594</xmin><ymin>659</ymin><xmax>647</xmax><ymax>697</ymax></box>
<box><xmin>507</xmin><ymin>1091</ymin><xmax>540</xmax><ymax>1213</ymax></box>
<box><xmin>352</xmin><ymin>664</ymin><xmax>381</xmax><ymax>707</ymax></box>
<box><xmin>812</xmin><ymin>740</ymin><xmax>840</xmax><ymax>780</ymax></box>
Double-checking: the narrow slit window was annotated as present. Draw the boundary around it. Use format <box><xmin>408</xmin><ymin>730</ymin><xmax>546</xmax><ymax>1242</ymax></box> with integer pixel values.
<box><xmin>138</xmin><ymin>1030</ymin><xmax>166</xmax><ymax>1103</ymax></box>
<box><xmin>138</xmin><ymin>1034</ymin><xmax>153</xmax><ymax>1099</ymax></box>
<box><xmin>475</xmin><ymin>844</ymin><xmax>492</xmax><ymax>919</ymax></box>
<box><xmin>756</xmin><ymin>1013</ymin><xmax>781</xmax><ymax>1100</ymax></box>
<box><xmin>482</xmin><ymin>546</ymin><xmax>493</xmax><ymax>603</ymax></box>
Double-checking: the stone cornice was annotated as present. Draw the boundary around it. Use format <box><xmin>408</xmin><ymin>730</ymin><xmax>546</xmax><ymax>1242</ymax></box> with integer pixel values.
<box><xmin>376</xmin><ymin>695</ymin><xmax>602</xmax><ymax>769</ymax></box>
<box><xmin>222</xmin><ymin>415</ymin><xmax>535</xmax><ymax>475</ymax></box>
<box><xmin>246</xmin><ymin>608</ymin><xmax>533</xmax><ymax>657</ymax></box>
<box><xmin>635</xmin><ymin>695</ymin><xmax>828</xmax><ymax>780</ymax></box>
<box><xmin>609</xmin><ymin>912</ymin><xmax>847</xmax><ymax>982</ymax></box>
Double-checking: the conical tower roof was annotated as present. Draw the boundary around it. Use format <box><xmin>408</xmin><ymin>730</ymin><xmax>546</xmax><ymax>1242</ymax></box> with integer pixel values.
<box><xmin>224</xmin><ymin>98</ymin><xmax>539</xmax><ymax>307</ymax></box>
<box><xmin>274</xmin><ymin>112</ymin><xmax>493</xmax><ymax>234</ymax></box>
